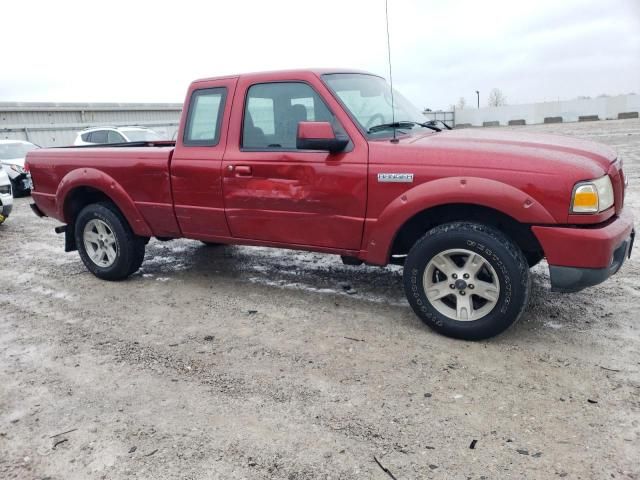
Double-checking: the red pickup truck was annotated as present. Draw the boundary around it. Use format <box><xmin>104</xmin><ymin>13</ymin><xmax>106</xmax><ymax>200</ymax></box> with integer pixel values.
<box><xmin>27</xmin><ymin>69</ymin><xmax>634</xmax><ymax>339</ymax></box>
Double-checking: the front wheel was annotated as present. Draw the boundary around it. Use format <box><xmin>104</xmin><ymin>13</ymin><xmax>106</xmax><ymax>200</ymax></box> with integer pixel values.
<box><xmin>75</xmin><ymin>202</ymin><xmax>146</xmax><ymax>280</ymax></box>
<box><xmin>403</xmin><ymin>222</ymin><xmax>530</xmax><ymax>340</ymax></box>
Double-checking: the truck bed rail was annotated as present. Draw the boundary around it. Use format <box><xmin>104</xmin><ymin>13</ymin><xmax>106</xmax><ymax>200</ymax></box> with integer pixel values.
<box><xmin>56</xmin><ymin>140</ymin><xmax>176</xmax><ymax>149</ymax></box>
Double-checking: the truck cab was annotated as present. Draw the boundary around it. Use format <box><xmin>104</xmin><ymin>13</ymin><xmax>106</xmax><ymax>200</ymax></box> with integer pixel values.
<box><xmin>170</xmin><ymin>71</ymin><xmax>367</xmax><ymax>251</ymax></box>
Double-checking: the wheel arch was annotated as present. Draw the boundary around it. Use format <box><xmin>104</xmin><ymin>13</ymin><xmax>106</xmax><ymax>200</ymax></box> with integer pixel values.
<box><xmin>390</xmin><ymin>203</ymin><xmax>543</xmax><ymax>262</ymax></box>
<box><xmin>56</xmin><ymin>168</ymin><xmax>153</xmax><ymax>237</ymax></box>
<box><xmin>362</xmin><ymin>177</ymin><xmax>554</xmax><ymax>265</ymax></box>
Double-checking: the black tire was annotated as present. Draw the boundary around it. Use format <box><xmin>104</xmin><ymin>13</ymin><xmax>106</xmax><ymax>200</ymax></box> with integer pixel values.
<box><xmin>75</xmin><ymin>202</ymin><xmax>146</xmax><ymax>281</ymax></box>
<box><xmin>403</xmin><ymin>222</ymin><xmax>530</xmax><ymax>340</ymax></box>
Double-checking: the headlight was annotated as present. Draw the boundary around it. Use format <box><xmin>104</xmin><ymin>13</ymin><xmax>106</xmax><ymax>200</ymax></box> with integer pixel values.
<box><xmin>571</xmin><ymin>175</ymin><xmax>614</xmax><ymax>213</ymax></box>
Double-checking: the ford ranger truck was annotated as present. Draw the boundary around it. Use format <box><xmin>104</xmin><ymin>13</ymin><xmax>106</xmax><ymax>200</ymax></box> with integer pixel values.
<box><xmin>26</xmin><ymin>70</ymin><xmax>635</xmax><ymax>340</ymax></box>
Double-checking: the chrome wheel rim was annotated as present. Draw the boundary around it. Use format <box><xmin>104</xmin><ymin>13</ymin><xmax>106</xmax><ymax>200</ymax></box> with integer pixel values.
<box><xmin>83</xmin><ymin>219</ymin><xmax>118</xmax><ymax>268</ymax></box>
<box><xmin>423</xmin><ymin>248</ymin><xmax>500</xmax><ymax>321</ymax></box>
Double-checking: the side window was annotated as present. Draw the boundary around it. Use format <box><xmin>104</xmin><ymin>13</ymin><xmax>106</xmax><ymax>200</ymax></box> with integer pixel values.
<box><xmin>107</xmin><ymin>131</ymin><xmax>125</xmax><ymax>143</ymax></box>
<box><xmin>90</xmin><ymin>130</ymin><xmax>107</xmax><ymax>144</ymax></box>
<box><xmin>183</xmin><ymin>87</ymin><xmax>226</xmax><ymax>146</ymax></box>
<box><xmin>81</xmin><ymin>132</ymin><xmax>91</xmax><ymax>142</ymax></box>
<box><xmin>246</xmin><ymin>97</ymin><xmax>275</xmax><ymax>136</ymax></box>
<box><xmin>242</xmin><ymin>82</ymin><xmax>344</xmax><ymax>150</ymax></box>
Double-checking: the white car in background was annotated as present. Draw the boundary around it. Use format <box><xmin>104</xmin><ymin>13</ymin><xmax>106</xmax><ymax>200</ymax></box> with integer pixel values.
<box><xmin>0</xmin><ymin>139</ymin><xmax>38</xmax><ymax>197</ymax></box>
<box><xmin>73</xmin><ymin>126</ymin><xmax>162</xmax><ymax>146</ymax></box>
<box><xmin>0</xmin><ymin>168</ymin><xmax>13</xmax><ymax>224</ymax></box>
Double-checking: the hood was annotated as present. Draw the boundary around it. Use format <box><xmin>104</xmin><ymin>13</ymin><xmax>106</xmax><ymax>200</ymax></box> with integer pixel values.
<box><xmin>376</xmin><ymin>128</ymin><xmax>616</xmax><ymax>179</ymax></box>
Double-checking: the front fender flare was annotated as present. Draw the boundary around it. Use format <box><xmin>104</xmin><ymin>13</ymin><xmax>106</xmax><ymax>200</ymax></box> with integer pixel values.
<box><xmin>56</xmin><ymin>168</ymin><xmax>153</xmax><ymax>237</ymax></box>
<box><xmin>362</xmin><ymin>176</ymin><xmax>556</xmax><ymax>265</ymax></box>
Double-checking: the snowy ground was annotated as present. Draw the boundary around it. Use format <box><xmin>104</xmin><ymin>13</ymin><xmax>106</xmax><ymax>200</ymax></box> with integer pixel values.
<box><xmin>1</xmin><ymin>119</ymin><xmax>639</xmax><ymax>479</ymax></box>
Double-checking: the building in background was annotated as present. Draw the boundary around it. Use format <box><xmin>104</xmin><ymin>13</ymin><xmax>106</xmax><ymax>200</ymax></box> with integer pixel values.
<box><xmin>0</xmin><ymin>102</ymin><xmax>182</xmax><ymax>147</ymax></box>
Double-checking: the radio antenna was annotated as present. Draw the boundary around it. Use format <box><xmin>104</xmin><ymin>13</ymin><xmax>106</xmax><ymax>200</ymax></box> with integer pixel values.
<box><xmin>385</xmin><ymin>0</ymin><xmax>398</xmax><ymax>143</ymax></box>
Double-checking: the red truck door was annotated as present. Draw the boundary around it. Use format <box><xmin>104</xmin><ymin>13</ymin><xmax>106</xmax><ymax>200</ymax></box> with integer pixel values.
<box><xmin>171</xmin><ymin>76</ymin><xmax>237</xmax><ymax>239</ymax></box>
<box><xmin>222</xmin><ymin>74</ymin><xmax>368</xmax><ymax>250</ymax></box>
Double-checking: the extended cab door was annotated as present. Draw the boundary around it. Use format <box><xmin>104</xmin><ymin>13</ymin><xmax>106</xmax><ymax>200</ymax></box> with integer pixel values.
<box><xmin>171</xmin><ymin>77</ymin><xmax>237</xmax><ymax>239</ymax></box>
<box><xmin>222</xmin><ymin>73</ymin><xmax>367</xmax><ymax>250</ymax></box>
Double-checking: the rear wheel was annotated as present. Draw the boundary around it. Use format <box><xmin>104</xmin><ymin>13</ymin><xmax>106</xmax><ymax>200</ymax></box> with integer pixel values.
<box><xmin>403</xmin><ymin>222</ymin><xmax>530</xmax><ymax>340</ymax></box>
<box><xmin>75</xmin><ymin>202</ymin><xmax>146</xmax><ymax>280</ymax></box>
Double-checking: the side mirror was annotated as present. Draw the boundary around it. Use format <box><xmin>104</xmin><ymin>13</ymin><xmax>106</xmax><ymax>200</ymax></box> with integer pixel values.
<box><xmin>296</xmin><ymin>122</ymin><xmax>348</xmax><ymax>153</ymax></box>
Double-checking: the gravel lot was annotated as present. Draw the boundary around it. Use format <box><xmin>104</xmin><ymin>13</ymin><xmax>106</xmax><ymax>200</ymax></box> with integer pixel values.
<box><xmin>1</xmin><ymin>119</ymin><xmax>639</xmax><ymax>480</ymax></box>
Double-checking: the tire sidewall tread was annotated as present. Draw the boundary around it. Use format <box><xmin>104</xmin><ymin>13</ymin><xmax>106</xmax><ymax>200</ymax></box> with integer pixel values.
<box><xmin>404</xmin><ymin>222</ymin><xmax>530</xmax><ymax>340</ymax></box>
<box><xmin>75</xmin><ymin>202</ymin><xmax>145</xmax><ymax>281</ymax></box>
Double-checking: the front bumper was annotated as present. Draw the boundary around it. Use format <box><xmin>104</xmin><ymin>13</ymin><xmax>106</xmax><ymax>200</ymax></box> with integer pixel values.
<box><xmin>532</xmin><ymin>209</ymin><xmax>635</xmax><ymax>293</ymax></box>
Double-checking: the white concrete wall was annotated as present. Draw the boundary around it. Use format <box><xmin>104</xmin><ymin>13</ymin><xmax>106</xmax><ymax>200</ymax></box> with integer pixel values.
<box><xmin>454</xmin><ymin>94</ymin><xmax>640</xmax><ymax>127</ymax></box>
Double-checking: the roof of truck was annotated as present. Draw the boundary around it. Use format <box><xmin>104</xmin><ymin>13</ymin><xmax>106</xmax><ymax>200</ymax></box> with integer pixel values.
<box><xmin>192</xmin><ymin>68</ymin><xmax>379</xmax><ymax>84</ymax></box>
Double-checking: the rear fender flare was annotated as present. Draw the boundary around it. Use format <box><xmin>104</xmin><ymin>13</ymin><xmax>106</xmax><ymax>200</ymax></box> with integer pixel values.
<box><xmin>56</xmin><ymin>168</ymin><xmax>153</xmax><ymax>236</ymax></box>
<box><xmin>363</xmin><ymin>176</ymin><xmax>556</xmax><ymax>264</ymax></box>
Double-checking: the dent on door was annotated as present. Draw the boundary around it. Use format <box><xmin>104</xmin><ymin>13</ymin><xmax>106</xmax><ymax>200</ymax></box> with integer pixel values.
<box><xmin>223</xmin><ymin>154</ymin><xmax>366</xmax><ymax>249</ymax></box>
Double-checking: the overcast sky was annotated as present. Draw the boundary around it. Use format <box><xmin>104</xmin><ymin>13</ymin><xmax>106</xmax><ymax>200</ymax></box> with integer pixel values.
<box><xmin>1</xmin><ymin>0</ymin><xmax>638</xmax><ymax>110</ymax></box>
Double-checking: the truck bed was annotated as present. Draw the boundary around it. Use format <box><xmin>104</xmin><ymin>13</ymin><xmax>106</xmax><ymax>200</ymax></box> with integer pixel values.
<box><xmin>28</xmin><ymin>144</ymin><xmax>180</xmax><ymax>237</ymax></box>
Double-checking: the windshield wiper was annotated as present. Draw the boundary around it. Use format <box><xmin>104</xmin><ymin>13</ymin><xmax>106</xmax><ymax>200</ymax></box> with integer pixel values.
<box><xmin>368</xmin><ymin>121</ymin><xmax>441</xmax><ymax>134</ymax></box>
<box><xmin>426</xmin><ymin>119</ymin><xmax>452</xmax><ymax>130</ymax></box>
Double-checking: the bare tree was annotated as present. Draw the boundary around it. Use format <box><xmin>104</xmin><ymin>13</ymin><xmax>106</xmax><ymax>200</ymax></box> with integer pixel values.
<box><xmin>456</xmin><ymin>97</ymin><xmax>466</xmax><ymax>110</ymax></box>
<box><xmin>487</xmin><ymin>88</ymin><xmax>507</xmax><ymax>107</ymax></box>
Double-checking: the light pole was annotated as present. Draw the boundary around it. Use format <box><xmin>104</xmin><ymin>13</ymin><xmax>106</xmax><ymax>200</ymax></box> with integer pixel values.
<box><xmin>476</xmin><ymin>90</ymin><xmax>480</xmax><ymax>109</ymax></box>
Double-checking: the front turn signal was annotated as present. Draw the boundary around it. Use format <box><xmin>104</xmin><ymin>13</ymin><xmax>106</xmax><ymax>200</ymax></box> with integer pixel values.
<box><xmin>572</xmin><ymin>185</ymin><xmax>599</xmax><ymax>212</ymax></box>
<box><xmin>570</xmin><ymin>175</ymin><xmax>614</xmax><ymax>213</ymax></box>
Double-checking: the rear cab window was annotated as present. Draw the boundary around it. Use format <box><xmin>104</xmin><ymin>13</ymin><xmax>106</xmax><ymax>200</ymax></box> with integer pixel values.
<box><xmin>183</xmin><ymin>88</ymin><xmax>227</xmax><ymax>146</ymax></box>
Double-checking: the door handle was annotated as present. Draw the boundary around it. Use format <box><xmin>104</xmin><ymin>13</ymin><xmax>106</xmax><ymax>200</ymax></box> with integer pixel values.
<box><xmin>234</xmin><ymin>165</ymin><xmax>252</xmax><ymax>176</ymax></box>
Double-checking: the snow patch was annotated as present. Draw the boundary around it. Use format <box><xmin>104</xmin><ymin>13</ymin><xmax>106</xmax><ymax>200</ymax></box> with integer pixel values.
<box><xmin>544</xmin><ymin>321</ymin><xmax>563</xmax><ymax>330</ymax></box>
<box><xmin>30</xmin><ymin>285</ymin><xmax>73</xmax><ymax>301</ymax></box>
<box><xmin>247</xmin><ymin>276</ymin><xmax>407</xmax><ymax>307</ymax></box>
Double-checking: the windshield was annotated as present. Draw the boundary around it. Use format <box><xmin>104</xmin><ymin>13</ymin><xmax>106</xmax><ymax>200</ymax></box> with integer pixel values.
<box><xmin>322</xmin><ymin>73</ymin><xmax>427</xmax><ymax>137</ymax></box>
<box><xmin>121</xmin><ymin>129</ymin><xmax>162</xmax><ymax>142</ymax></box>
<box><xmin>0</xmin><ymin>142</ymin><xmax>38</xmax><ymax>160</ymax></box>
